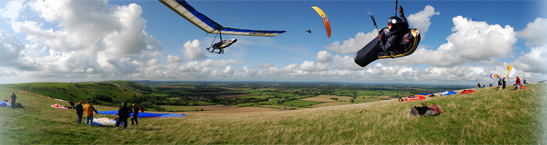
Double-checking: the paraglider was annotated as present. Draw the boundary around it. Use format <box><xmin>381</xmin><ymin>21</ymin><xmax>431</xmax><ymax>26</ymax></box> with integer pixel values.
<box><xmin>354</xmin><ymin>0</ymin><xmax>421</xmax><ymax>67</ymax></box>
<box><xmin>159</xmin><ymin>0</ymin><xmax>286</xmax><ymax>54</ymax></box>
<box><xmin>306</xmin><ymin>29</ymin><xmax>312</xmax><ymax>33</ymax></box>
<box><xmin>507</xmin><ymin>65</ymin><xmax>517</xmax><ymax>78</ymax></box>
<box><xmin>311</xmin><ymin>6</ymin><xmax>331</xmax><ymax>38</ymax></box>
<box><xmin>490</xmin><ymin>73</ymin><xmax>500</xmax><ymax>79</ymax></box>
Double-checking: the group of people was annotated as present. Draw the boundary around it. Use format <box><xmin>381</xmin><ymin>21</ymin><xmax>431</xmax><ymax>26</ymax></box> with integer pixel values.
<box><xmin>410</xmin><ymin>102</ymin><xmax>441</xmax><ymax>116</ymax></box>
<box><xmin>477</xmin><ymin>76</ymin><xmax>524</xmax><ymax>91</ymax></box>
<box><xmin>74</xmin><ymin>100</ymin><xmax>140</xmax><ymax>129</ymax></box>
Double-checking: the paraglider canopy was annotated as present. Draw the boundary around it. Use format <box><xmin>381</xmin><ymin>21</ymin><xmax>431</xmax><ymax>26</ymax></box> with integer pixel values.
<box><xmin>490</xmin><ymin>73</ymin><xmax>500</xmax><ymax>79</ymax></box>
<box><xmin>311</xmin><ymin>6</ymin><xmax>331</xmax><ymax>38</ymax></box>
<box><xmin>507</xmin><ymin>65</ymin><xmax>517</xmax><ymax>78</ymax></box>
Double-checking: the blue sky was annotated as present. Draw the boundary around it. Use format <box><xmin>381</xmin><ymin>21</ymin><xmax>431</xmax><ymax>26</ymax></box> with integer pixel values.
<box><xmin>0</xmin><ymin>0</ymin><xmax>545</xmax><ymax>85</ymax></box>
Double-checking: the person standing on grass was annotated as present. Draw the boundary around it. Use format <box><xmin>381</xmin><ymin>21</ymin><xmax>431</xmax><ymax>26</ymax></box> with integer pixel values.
<box><xmin>131</xmin><ymin>103</ymin><xmax>139</xmax><ymax>126</ymax></box>
<box><xmin>498</xmin><ymin>78</ymin><xmax>502</xmax><ymax>91</ymax></box>
<box><xmin>10</xmin><ymin>93</ymin><xmax>16</xmax><ymax>109</ymax></box>
<box><xmin>115</xmin><ymin>102</ymin><xmax>132</xmax><ymax>129</ymax></box>
<box><xmin>75</xmin><ymin>100</ymin><xmax>84</xmax><ymax>124</ymax></box>
<box><xmin>502</xmin><ymin>78</ymin><xmax>507</xmax><ymax>89</ymax></box>
<box><xmin>83</xmin><ymin>101</ymin><xmax>99</xmax><ymax>126</ymax></box>
<box><xmin>477</xmin><ymin>82</ymin><xmax>481</xmax><ymax>89</ymax></box>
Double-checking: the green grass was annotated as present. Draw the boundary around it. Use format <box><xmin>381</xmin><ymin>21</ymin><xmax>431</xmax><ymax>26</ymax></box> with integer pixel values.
<box><xmin>0</xmin><ymin>84</ymin><xmax>546</xmax><ymax>144</ymax></box>
<box><xmin>282</xmin><ymin>100</ymin><xmax>321</xmax><ymax>107</ymax></box>
<box><xmin>160</xmin><ymin>105</ymin><xmax>201</xmax><ymax>112</ymax></box>
<box><xmin>2</xmin><ymin>81</ymin><xmax>152</xmax><ymax>106</ymax></box>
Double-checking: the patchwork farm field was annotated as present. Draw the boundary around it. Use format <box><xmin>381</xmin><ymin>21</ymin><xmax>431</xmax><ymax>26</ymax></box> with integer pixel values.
<box><xmin>0</xmin><ymin>83</ymin><xmax>545</xmax><ymax>144</ymax></box>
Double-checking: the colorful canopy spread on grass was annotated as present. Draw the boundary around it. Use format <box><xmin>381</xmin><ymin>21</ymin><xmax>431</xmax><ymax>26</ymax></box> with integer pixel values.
<box><xmin>460</xmin><ymin>89</ymin><xmax>475</xmax><ymax>94</ymax></box>
<box><xmin>98</xmin><ymin>111</ymin><xmax>185</xmax><ymax>118</ymax></box>
<box><xmin>403</xmin><ymin>96</ymin><xmax>426</xmax><ymax>101</ymax></box>
<box><xmin>437</xmin><ymin>91</ymin><xmax>457</xmax><ymax>96</ymax></box>
<box><xmin>51</xmin><ymin>104</ymin><xmax>68</xmax><ymax>109</ymax></box>
<box><xmin>93</xmin><ymin>117</ymin><xmax>122</xmax><ymax>126</ymax></box>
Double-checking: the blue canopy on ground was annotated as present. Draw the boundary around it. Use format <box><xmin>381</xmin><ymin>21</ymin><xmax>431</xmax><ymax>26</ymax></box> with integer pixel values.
<box><xmin>98</xmin><ymin>111</ymin><xmax>186</xmax><ymax>118</ymax></box>
<box><xmin>417</xmin><ymin>93</ymin><xmax>434</xmax><ymax>96</ymax></box>
<box><xmin>0</xmin><ymin>101</ymin><xmax>5</xmax><ymax>107</ymax></box>
<box><xmin>436</xmin><ymin>91</ymin><xmax>457</xmax><ymax>96</ymax></box>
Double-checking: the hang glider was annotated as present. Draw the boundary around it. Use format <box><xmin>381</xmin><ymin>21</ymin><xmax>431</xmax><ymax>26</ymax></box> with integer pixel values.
<box><xmin>159</xmin><ymin>0</ymin><xmax>286</xmax><ymax>37</ymax></box>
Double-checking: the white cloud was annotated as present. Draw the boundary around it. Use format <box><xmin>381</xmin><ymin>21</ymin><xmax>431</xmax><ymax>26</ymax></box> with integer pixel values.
<box><xmin>386</xmin><ymin>16</ymin><xmax>517</xmax><ymax>67</ymax></box>
<box><xmin>183</xmin><ymin>39</ymin><xmax>206</xmax><ymax>60</ymax></box>
<box><xmin>407</xmin><ymin>5</ymin><xmax>440</xmax><ymax>35</ymax></box>
<box><xmin>2</xmin><ymin>0</ymin><xmax>163</xmax><ymax>79</ymax></box>
<box><xmin>512</xmin><ymin>45</ymin><xmax>547</xmax><ymax>74</ymax></box>
<box><xmin>316</xmin><ymin>50</ymin><xmax>332</xmax><ymax>63</ymax></box>
<box><xmin>517</xmin><ymin>17</ymin><xmax>547</xmax><ymax>46</ymax></box>
<box><xmin>299</xmin><ymin>60</ymin><xmax>329</xmax><ymax>72</ymax></box>
<box><xmin>167</xmin><ymin>55</ymin><xmax>182</xmax><ymax>64</ymax></box>
<box><xmin>332</xmin><ymin>55</ymin><xmax>361</xmax><ymax>70</ymax></box>
<box><xmin>0</xmin><ymin>31</ymin><xmax>37</xmax><ymax>70</ymax></box>
<box><xmin>0</xmin><ymin>0</ymin><xmax>24</xmax><ymax>19</ymax></box>
<box><xmin>324</xmin><ymin>31</ymin><xmax>377</xmax><ymax>54</ymax></box>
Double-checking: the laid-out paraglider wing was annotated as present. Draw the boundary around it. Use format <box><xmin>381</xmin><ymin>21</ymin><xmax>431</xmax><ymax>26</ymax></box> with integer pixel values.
<box><xmin>354</xmin><ymin>28</ymin><xmax>421</xmax><ymax>67</ymax></box>
<box><xmin>311</xmin><ymin>6</ymin><xmax>331</xmax><ymax>38</ymax></box>
<box><xmin>159</xmin><ymin>0</ymin><xmax>285</xmax><ymax>37</ymax></box>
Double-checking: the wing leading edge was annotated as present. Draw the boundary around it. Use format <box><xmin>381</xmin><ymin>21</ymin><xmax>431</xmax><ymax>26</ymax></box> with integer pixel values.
<box><xmin>160</xmin><ymin>0</ymin><xmax>286</xmax><ymax>37</ymax></box>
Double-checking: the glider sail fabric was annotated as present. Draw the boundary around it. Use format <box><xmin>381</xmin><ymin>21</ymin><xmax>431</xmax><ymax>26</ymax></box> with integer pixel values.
<box><xmin>311</xmin><ymin>6</ymin><xmax>331</xmax><ymax>38</ymax></box>
<box><xmin>490</xmin><ymin>73</ymin><xmax>500</xmax><ymax>79</ymax></box>
<box><xmin>159</xmin><ymin>0</ymin><xmax>285</xmax><ymax>37</ymax></box>
<box><xmin>507</xmin><ymin>65</ymin><xmax>517</xmax><ymax>78</ymax></box>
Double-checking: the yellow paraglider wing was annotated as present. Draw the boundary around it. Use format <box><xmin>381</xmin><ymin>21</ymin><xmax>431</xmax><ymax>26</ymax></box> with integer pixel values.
<box><xmin>311</xmin><ymin>6</ymin><xmax>331</xmax><ymax>38</ymax></box>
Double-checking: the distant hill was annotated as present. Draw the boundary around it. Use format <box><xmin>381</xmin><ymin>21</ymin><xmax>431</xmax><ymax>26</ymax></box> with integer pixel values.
<box><xmin>0</xmin><ymin>83</ymin><xmax>545</xmax><ymax>144</ymax></box>
<box><xmin>2</xmin><ymin>80</ymin><xmax>151</xmax><ymax>106</ymax></box>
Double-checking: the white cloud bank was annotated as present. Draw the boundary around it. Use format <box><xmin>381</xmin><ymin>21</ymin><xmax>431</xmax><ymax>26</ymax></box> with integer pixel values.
<box><xmin>0</xmin><ymin>1</ymin><xmax>545</xmax><ymax>84</ymax></box>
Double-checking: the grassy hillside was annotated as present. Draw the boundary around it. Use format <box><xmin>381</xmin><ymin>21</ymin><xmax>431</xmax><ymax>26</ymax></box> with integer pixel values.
<box><xmin>3</xmin><ymin>81</ymin><xmax>151</xmax><ymax>106</ymax></box>
<box><xmin>0</xmin><ymin>84</ymin><xmax>545</xmax><ymax>144</ymax></box>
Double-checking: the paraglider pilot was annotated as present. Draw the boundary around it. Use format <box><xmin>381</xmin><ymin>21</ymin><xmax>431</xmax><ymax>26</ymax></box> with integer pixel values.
<box><xmin>378</xmin><ymin>5</ymin><xmax>410</xmax><ymax>57</ymax></box>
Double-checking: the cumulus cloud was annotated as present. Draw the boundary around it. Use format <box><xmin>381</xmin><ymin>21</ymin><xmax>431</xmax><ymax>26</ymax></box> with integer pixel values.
<box><xmin>0</xmin><ymin>0</ymin><xmax>24</xmax><ymax>19</ymax></box>
<box><xmin>183</xmin><ymin>39</ymin><xmax>206</xmax><ymax>60</ymax></box>
<box><xmin>316</xmin><ymin>50</ymin><xmax>332</xmax><ymax>63</ymax></box>
<box><xmin>2</xmin><ymin>0</ymin><xmax>163</xmax><ymax>79</ymax></box>
<box><xmin>332</xmin><ymin>55</ymin><xmax>361</xmax><ymax>70</ymax></box>
<box><xmin>407</xmin><ymin>5</ymin><xmax>440</xmax><ymax>35</ymax></box>
<box><xmin>517</xmin><ymin>17</ymin><xmax>547</xmax><ymax>46</ymax></box>
<box><xmin>0</xmin><ymin>31</ymin><xmax>37</xmax><ymax>70</ymax></box>
<box><xmin>512</xmin><ymin>45</ymin><xmax>547</xmax><ymax>73</ymax></box>
<box><xmin>299</xmin><ymin>60</ymin><xmax>329</xmax><ymax>72</ymax></box>
<box><xmin>386</xmin><ymin>16</ymin><xmax>517</xmax><ymax>67</ymax></box>
<box><xmin>167</xmin><ymin>55</ymin><xmax>182</xmax><ymax>64</ymax></box>
<box><xmin>324</xmin><ymin>31</ymin><xmax>377</xmax><ymax>54</ymax></box>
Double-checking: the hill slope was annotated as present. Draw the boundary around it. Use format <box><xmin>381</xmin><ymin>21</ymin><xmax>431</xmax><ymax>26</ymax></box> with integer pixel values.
<box><xmin>0</xmin><ymin>84</ymin><xmax>545</xmax><ymax>144</ymax></box>
<box><xmin>3</xmin><ymin>81</ymin><xmax>151</xmax><ymax>106</ymax></box>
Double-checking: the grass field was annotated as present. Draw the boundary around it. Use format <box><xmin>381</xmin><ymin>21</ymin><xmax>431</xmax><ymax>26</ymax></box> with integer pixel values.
<box><xmin>300</xmin><ymin>95</ymin><xmax>352</xmax><ymax>102</ymax></box>
<box><xmin>0</xmin><ymin>84</ymin><xmax>546</xmax><ymax>144</ymax></box>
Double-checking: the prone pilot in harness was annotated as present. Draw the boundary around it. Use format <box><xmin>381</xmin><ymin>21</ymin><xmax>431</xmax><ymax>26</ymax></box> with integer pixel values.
<box><xmin>377</xmin><ymin>5</ymin><xmax>413</xmax><ymax>57</ymax></box>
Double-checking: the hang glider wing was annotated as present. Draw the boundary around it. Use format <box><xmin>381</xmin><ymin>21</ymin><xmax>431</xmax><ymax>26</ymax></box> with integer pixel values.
<box><xmin>160</xmin><ymin>0</ymin><xmax>286</xmax><ymax>37</ymax></box>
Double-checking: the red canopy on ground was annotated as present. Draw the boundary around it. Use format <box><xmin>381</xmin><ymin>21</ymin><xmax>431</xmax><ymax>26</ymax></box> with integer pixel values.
<box><xmin>460</xmin><ymin>89</ymin><xmax>475</xmax><ymax>94</ymax></box>
<box><xmin>404</xmin><ymin>96</ymin><xmax>426</xmax><ymax>101</ymax></box>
